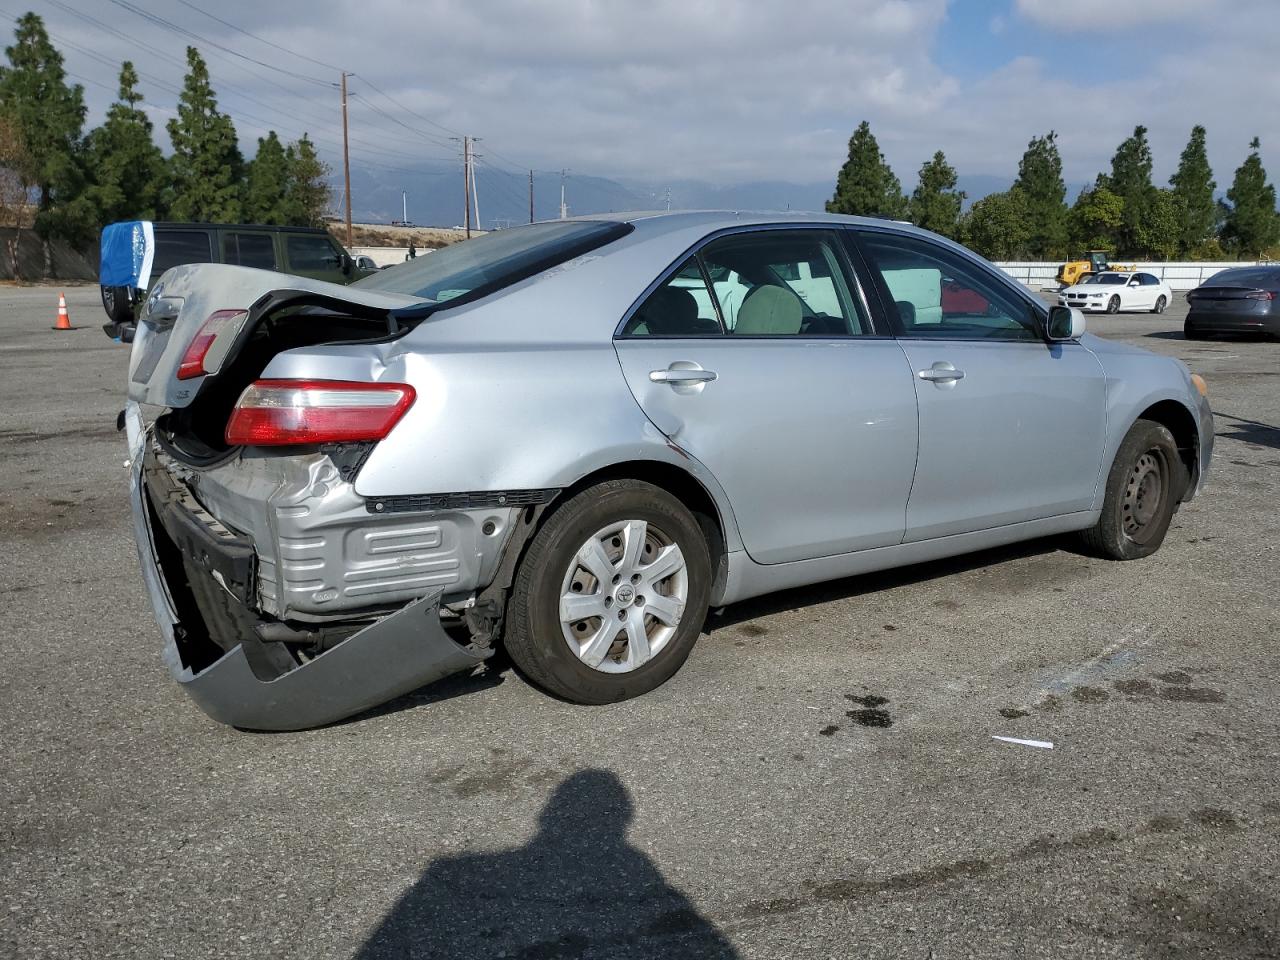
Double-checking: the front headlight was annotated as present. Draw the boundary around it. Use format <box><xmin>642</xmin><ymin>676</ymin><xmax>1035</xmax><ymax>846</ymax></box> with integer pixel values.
<box><xmin>1090</xmin><ymin>293</ymin><xmax>1105</xmax><ymax>298</ymax></box>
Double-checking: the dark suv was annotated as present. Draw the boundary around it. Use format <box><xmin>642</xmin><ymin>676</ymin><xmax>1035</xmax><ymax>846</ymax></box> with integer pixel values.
<box><xmin>99</xmin><ymin>221</ymin><xmax>373</xmax><ymax>337</ymax></box>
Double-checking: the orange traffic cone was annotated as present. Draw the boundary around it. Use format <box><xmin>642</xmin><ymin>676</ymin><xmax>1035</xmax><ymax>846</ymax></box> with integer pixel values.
<box><xmin>52</xmin><ymin>291</ymin><xmax>78</xmax><ymax>331</ymax></box>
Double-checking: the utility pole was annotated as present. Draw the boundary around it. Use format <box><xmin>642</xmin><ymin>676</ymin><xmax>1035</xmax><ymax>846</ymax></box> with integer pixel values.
<box><xmin>340</xmin><ymin>72</ymin><xmax>352</xmax><ymax>246</ymax></box>
<box><xmin>559</xmin><ymin>169</ymin><xmax>569</xmax><ymax>220</ymax></box>
<box><xmin>664</xmin><ymin>187</ymin><xmax>671</xmax><ymax>212</ymax></box>
<box><xmin>462</xmin><ymin>136</ymin><xmax>471</xmax><ymax>238</ymax></box>
<box><xmin>401</xmin><ymin>191</ymin><xmax>408</xmax><ymax>225</ymax></box>
<box><xmin>470</xmin><ymin>138</ymin><xmax>481</xmax><ymax>233</ymax></box>
<box><xmin>529</xmin><ymin>170</ymin><xmax>534</xmax><ymax>223</ymax></box>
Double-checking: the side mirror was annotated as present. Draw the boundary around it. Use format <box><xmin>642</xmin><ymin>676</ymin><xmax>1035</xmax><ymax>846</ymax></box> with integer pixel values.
<box><xmin>1046</xmin><ymin>305</ymin><xmax>1085</xmax><ymax>341</ymax></box>
<box><xmin>1128</xmin><ymin>279</ymin><xmax>1140</xmax><ymax>287</ymax></box>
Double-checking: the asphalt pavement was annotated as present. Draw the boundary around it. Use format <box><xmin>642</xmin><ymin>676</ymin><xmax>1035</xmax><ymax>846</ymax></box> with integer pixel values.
<box><xmin>1</xmin><ymin>283</ymin><xmax>1277</xmax><ymax>959</ymax></box>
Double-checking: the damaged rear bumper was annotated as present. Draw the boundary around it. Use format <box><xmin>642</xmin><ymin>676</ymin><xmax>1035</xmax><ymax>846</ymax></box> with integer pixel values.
<box><xmin>125</xmin><ymin>404</ymin><xmax>490</xmax><ymax>731</ymax></box>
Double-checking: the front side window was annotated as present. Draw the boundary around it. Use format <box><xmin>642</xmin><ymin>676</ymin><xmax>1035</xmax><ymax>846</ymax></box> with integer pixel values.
<box><xmin>699</xmin><ymin>230</ymin><xmax>866</xmax><ymax>336</ymax></box>
<box><xmin>223</xmin><ymin>233</ymin><xmax>277</xmax><ymax>270</ymax></box>
<box><xmin>857</xmin><ymin>232</ymin><xmax>1039</xmax><ymax>341</ymax></box>
<box><xmin>286</xmin><ymin>234</ymin><xmax>342</xmax><ymax>271</ymax></box>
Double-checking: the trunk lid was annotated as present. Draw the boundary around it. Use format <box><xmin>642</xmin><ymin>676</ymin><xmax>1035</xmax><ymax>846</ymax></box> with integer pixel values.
<box><xmin>127</xmin><ymin>263</ymin><xmax>427</xmax><ymax>409</ymax></box>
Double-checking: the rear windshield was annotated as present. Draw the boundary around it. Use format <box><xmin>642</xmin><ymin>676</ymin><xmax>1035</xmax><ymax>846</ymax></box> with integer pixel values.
<box><xmin>1204</xmin><ymin>267</ymin><xmax>1280</xmax><ymax>287</ymax></box>
<box><xmin>353</xmin><ymin>220</ymin><xmax>631</xmax><ymax>303</ymax></box>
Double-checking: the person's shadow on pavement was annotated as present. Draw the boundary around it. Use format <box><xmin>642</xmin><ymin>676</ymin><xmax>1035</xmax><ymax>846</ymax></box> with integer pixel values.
<box><xmin>355</xmin><ymin>768</ymin><xmax>739</xmax><ymax>959</ymax></box>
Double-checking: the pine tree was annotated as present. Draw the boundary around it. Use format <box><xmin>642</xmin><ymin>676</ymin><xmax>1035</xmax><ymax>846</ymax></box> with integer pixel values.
<box><xmin>909</xmin><ymin>150</ymin><xmax>964</xmax><ymax>239</ymax></box>
<box><xmin>1012</xmin><ymin>131</ymin><xmax>1068</xmax><ymax>258</ymax></box>
<box><xmin>960</xmin><ymin>188</ymin><xmax>1030</xmax><ymax>260</ymax></box>
<box><xmin>0</xmin><ymin>12</ymin><xmax>88</xmax><ymax>255</ymax></box>
<box><xmin>83</xmin><ymin>61</ymin><xmax>165</xmax><ymax>223</ymax></box>
<box><xmin>244</xmin><ymin>130</ymin><xmax>289</xmax><ymax>224</ymax></box>
<box><xmin>166</xmin><ymin>46</ymin><xmax>243</xmax><ymax>222</ymax></box>
<box><xmin>1168</xmin><ymin>125</ymin><xmax>1216</xmax><ymax>256</ymax></box>
<box><xmin>827</xmin><ymin>121</ymin><xmax>906</xmax><ymax>218</ymax></box>
<box><xmin>1222</xmin><ymin>137</ymin><xmax>1279</xmax><ymax>257</ymax></box>
<box><xmin>282</xmin><ymin>134</ymin><xmax>330</xmax><ymax>226</ymax></box>
<box><xmin>1108</xmin><ymin>125</ymin><xmax>1155</xmax><ymax>257</ymax></box>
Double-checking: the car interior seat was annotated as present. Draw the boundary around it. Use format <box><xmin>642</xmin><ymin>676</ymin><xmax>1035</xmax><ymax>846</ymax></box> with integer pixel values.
<box><xmin>734</xmin><ymin>284</ymin><xmax>803</xmax><ymax>335</ymax></box>
<box><xmin>635</xmin><ymin>286</ymin><xmax>701</xmax><ymax>335</ymax></box>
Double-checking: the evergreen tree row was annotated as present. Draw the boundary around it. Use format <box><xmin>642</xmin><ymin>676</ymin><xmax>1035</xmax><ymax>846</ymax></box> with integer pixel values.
<box><xmin>0</xmin><ymin>12</ymin><xmax>331</xmax><ymax>256</ymax></box>
<box><xmin>828</xmin><ymin>121</ymin><xmax>1280</xmax><ymax>262</ymax></box>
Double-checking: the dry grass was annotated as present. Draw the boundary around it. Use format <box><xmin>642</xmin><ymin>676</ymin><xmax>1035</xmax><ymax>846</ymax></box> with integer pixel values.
<box><xmin>328</xmin><ymin>222</ymin><xmax>483</xmax><ymax>249</ymax></box>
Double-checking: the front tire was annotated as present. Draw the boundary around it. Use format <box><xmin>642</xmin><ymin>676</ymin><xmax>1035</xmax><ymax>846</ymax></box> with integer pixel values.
<box><xmin>1107</xmin><ymin>295</ymin><xmax>1121</xmax><ymax>314</ymax></box>
<box><xmin>1152</xmin><ymin>295</ymin><xmax>1167</xmax><ymax>314</ymax></box>
<box><xmin>505</xmin><ymin>479</ymin><xmax>712</xmax><ymax>704</ymax></box>
<box><xmin>1078</xmin><ymin>420</ymin><xmax>1185</xmax><ymax>560</ymax></box>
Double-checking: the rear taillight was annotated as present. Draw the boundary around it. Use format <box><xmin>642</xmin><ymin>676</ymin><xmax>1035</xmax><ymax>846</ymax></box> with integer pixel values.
<box><xmin>225</xmin><ymin>379</ymin><xmax>416</xmax><ymax>446</ymax></box>
<box><xmin>1246</xmin><ymin>290</ymin><xmax>1276</xmax><ymax>300</ymax></box>
<box><xmin>177</xmin><ymin>309</ymin><xmax>249</xmax><ymax>380</ymax></box>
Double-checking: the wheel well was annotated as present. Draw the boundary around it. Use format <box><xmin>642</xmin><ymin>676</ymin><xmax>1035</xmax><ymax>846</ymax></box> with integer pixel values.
<box><xmin>1138</xmin><ymin>400</ymin><xmax>1199</xmax><ymax>495</ymax></box>
<box><xmin>559</xmin><ymin>460</ymin><xmax>729</xmax><ymax>597</ymax></box>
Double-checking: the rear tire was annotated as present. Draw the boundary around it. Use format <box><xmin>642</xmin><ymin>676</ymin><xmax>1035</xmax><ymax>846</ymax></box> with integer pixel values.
<box><xmin>1107</xmin><ymin>295</ymin><xmax>1121</xmax><ymax>314</ymax></box>
<box><xmin>1152</xmin><ymin>295</ymin><xmax>1167</xmax><ymax>314</ymax></box>
<box><xmin>1184</xmin><ymin>321</ymin><xmax>1208</xmax><ymax>340</ymax></box>
<box><xmin>505</xmin><ymin>479</ymin><xmax>711</xmax><ymax>704</ymax></box>
<box><xmin>1078</xmin><ymin>420</ymin><xmax>1185</xmax><ymax>560</ymax></box>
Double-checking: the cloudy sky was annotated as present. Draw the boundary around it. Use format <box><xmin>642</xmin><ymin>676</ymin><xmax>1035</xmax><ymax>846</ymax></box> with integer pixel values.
<box><xmin>11</xmin><ymin>0</ymin><xmax>1280</xmax><ymax>194</ymax></box>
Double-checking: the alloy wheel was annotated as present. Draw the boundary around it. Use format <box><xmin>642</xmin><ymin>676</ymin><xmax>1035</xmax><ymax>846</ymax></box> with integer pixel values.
<box><xmin>558</xmin><ymin>519</ymin><xmax>688</xmax><ymax>673</ymax></box>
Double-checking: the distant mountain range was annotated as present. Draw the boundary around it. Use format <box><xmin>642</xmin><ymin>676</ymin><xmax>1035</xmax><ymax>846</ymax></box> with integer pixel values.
<box><xmin>344</xmin><ymin>161</ymin><xmax>1087</xmax><ymax>227</ymax></box>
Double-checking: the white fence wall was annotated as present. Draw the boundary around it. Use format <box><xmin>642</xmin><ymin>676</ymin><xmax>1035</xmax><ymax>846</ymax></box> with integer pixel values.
<box><xmin>351</xmin><ymin>245</ymin><xmax>434</xmax><ymax>268</ymax></box>
<box><xmin>995</xmin><ymin>261</ymin><xmax>1262</xmax><ymax>291</ymax></box>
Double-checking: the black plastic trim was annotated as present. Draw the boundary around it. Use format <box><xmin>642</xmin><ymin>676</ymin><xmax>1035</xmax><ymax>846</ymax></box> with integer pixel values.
<box><xmin>365</xmin><ymin>488</ymin><xmax>558</xmax><ymax>515</ymax></box>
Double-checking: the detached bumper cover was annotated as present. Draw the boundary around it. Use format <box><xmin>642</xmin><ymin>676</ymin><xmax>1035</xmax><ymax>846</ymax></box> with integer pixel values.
<box><xmin>165</xmin><ymin>592</ymin><xmax>488</xmax><ymax>731</ymax></box>
<box><xmin>126</xmin><ymin>403</ymin><xmax>490</xmax><ymax>731</ymax></box>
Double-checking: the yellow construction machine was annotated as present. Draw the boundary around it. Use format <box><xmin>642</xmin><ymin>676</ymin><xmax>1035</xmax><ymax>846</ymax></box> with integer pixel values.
<box><xmin>1056</xmin><ymin>250</ymin><xmax>1134</xmax><ymax>287</ymax></box>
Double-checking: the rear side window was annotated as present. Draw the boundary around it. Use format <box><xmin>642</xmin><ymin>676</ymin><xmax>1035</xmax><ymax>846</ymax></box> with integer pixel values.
<box><xmin>286</xmin><ymin>234</ymin><xmax>342</xmax><ymax>270</ymax></box>
<box><xmin>152</xmin><ymin>231</ymin><xmax>213</xmax><ymax>274</ymax></box>
<box><xmin>223</xmin><ymin>233</ymin><xmax>277</xmax><ymax>270</ymax></box>
<box><xmin>354</xmin><ymin>220</ymin><xmax>632</xmax><ymax>304</ymax></box>
<box><xmin>622</xmin><ymin>259</ymin><xmax>722</xmax><ymax>336</ymax></box>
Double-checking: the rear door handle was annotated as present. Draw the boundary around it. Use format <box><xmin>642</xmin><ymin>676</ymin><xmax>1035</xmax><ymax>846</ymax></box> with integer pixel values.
<box><xmin>917</xmin><ymin>362</ymin><xmax>964</xmax><ymax>384</ymax></box>
<box><xmin>650</xmin><ymin>367</ymin><xmax>717</xmax><ymax>384</ymax></box>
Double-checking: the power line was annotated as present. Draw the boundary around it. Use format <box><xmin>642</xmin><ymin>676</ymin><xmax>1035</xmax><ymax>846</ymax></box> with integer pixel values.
<box><xmin>171</xmin><ymin>0</ymin><xmax>343</xmax><ymax>73</ymax></box>
<box><xmin>102</xmin><ymin>0</ymin><xmax>336</xmax><ymax>88</ymax></box>
<box><xmin>355</xmin><ymin>75</ymin><xmax>461</xmax><ymax>139</ymax></box>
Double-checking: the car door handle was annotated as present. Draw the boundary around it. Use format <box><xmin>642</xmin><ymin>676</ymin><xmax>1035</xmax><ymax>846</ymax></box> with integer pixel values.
<box><xmin>650</xmin><ymin>368</ymin><xmax>717</xmax><ymax>384</ymax></box>
<box><xmin>917</xmin><ymin>362</ymin><xmax>965</xmax><ymax>383</ymax></box>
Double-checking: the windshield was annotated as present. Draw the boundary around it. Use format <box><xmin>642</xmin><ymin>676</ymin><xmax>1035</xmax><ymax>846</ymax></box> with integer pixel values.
<box><xmin>1085</xmin><ymin>273</ymin><xmax>1128</xmax><ymax>285</ymax></box>
<box><xmin>353</xmin><ymin>220</ymin><xmax>631</xmax><ymax>303</ymax></box>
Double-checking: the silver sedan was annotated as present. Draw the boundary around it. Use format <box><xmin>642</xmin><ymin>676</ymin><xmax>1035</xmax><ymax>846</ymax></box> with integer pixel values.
<box><xmin>123</xmin><ymin>211</ymin><xmax>1214</xmax><ymax>729</ymax></box>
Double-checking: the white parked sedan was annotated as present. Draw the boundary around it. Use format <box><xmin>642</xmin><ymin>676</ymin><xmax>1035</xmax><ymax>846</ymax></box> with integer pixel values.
<box><xmin>1059</xmin><ymin>271</ymin><xmax>1173</xmax><ymax>314</ymax></box>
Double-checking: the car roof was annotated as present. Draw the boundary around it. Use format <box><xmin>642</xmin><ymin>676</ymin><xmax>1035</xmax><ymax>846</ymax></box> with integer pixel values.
<box><xmin>566</xmin><ymin>209</ymin><xmax>929</xmax><ymax>239</ymax></box>
<box><xmin>147</xmin><ymin>221</ymin><xmax>331</xmax><ymax>235</ymax></box>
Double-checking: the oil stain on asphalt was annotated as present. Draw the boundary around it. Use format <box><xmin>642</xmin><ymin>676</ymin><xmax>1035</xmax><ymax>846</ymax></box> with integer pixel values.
<box><xmin>845</xmin><ymin>694</ymin><xmax>892</xmax><ymax>728</ymax></box>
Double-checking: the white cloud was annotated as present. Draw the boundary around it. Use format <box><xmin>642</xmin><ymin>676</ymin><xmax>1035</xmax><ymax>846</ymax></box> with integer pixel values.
<box><xmin>1015</xmin><ymin>0</ymin><xmax>1224</xmax><ymax>30</ymax></box>
<box><xmin>29</xmin><ymin>0</ymin><xmax>1280</xmax><ymax>195</ymax></box>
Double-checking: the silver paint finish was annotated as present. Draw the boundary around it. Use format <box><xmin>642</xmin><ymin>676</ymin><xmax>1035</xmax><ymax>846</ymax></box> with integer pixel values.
<box><xmin>128</xmin><ymin>210</ymin><xmax>1214</xmax><ymax>628</ymax></box>
<box><xmin>896</xmin><ymin>339</ymin><xmax>1107</xmax><ymax>541</ymax></box>
<box><xmin>615</xmin><ymin>337</ymin><xmax>919</xmax><ymax>564</ymax></box>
